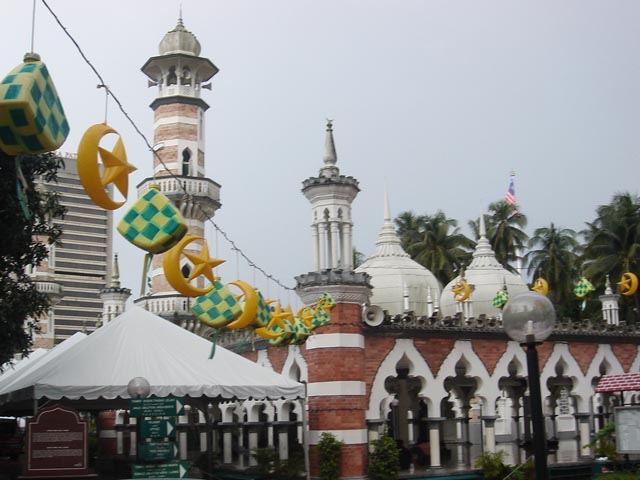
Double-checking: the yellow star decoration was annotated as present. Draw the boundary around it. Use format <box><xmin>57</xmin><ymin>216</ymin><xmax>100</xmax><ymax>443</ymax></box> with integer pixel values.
<box><xmin>99</xmin><ymin>138</ymin><xmax>137</xmax><ymax>196</ymax></box>
<box><xmin>183</xmin><ymin>242</ymin><xmax>225</xmax><ymax>284</ymax></box>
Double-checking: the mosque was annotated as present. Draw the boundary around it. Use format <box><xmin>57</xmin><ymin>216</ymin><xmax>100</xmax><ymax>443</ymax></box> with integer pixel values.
<box><xmin>77</xmin><ymin>17</ymin><xmax>640</xmax><ymax>479</ymax></box>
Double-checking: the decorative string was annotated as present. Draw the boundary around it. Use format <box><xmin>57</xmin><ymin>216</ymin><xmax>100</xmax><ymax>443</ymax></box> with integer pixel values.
<box><xmin>40</xmin><ymin>0</ymin><xmax>295</xmax><ymax>292</ymax></box>
<box><xmin>96</xmin><ymin>84</ymin><xmax>109</xmax><ymax>124</ymax></box>
<box><xmin>30</xmin><ymin>0</ymin><xmax>37</xmax><ymax>53</ymax></box>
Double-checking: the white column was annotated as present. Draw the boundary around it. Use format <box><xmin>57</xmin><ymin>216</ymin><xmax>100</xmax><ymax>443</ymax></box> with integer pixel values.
<box><xmin>248</xmin><ymin>428</ymin><xmax>258</xmax><ymax>467</ymax></box>
<box><xmin>199</xmin><ymin>410</ymin><xmax>207</xmax><ymax>453</ymax></box>
<box><xmin>179</xmin><ymin>409</ymin><xmax>188</xmax><ymax>461</ymax></box>
<box><xmin>342</xmin><ymin>222</ymin><xmax>352</xmax><ymax>270</ymax></box>
<box><xmin>330</xmin><ymin>221</ymin><xmax>340</xmax><ymax>268</ymax></box>
<box><xmin>129</xmin><ymin>417</ymin><xmax>137</xmax><ymax>457</ymax></box>
<box><xmin>312</xmin><ymin>224</ymin><xmax>320</xmax><ymax>271</ymax></box>
<box><xmin>223</xmin><ymin>429</ymin><xmax>232</xmax><ymax>464</ymax></box>
<box><xmin>237</xmin><ymin>425</ymin><xmax>245</xmax><ymax>468</ymax></box>
<box><xmin>278</xmin><ymin>428</ymin><xmax>289</xmax><ymax>461</ymax></box>
<box><xmin>428</xmin><ymin>419</ymin><xmax>442</xmax><ymax>468</ymax></box>
<box><xmin>318</xmin><ymin>223</ymin><xmax>328</xmax><ymax>270</ymax></box>
<box><xmin>116</xmin><ymin>411</ymin><xmax>124</xmax><ymax>455</ymax></box>
<box><xmin>577</xmin><ymin>415</ymin><xmax>591</xmax><ymax>457</ymax></box>
<box><xmin>483</xmin><ymin>416</ymin><xmax>496</xmax><ymax>453</ymax></box>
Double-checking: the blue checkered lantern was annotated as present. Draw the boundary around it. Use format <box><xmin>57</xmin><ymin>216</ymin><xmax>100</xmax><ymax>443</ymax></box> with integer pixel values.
<box><xmin>0</xmin><ymin>54</ymin><xmax>69</xmax><ymax>155</ymax></box>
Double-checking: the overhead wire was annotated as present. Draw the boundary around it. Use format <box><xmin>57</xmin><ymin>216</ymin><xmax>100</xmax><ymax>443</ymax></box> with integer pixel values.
<box><xmin>39</xmin><ymin>0</ymin><xmax>295</xmax><ymax>292</ymax></box>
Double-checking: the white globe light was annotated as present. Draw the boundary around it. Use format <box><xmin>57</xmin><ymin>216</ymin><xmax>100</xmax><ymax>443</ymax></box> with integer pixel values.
<box><xmin>127</xmin><ymin>376</ymin><xmax>151</xmax><ymax>398</ymax></box>
<box><xmin>503</xmin><ymin>291</ymin><xmax>556</xmax><ymax>343</ymax></box>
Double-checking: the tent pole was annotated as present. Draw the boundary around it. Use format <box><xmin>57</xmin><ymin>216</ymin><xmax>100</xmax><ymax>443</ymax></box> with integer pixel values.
<box><xmin>302</xmin><ymin>390</ymin><xmax>310</xmax><ymax>480</ymax></box>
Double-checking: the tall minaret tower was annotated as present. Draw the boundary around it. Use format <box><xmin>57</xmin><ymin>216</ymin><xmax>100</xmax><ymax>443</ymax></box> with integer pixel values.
<box><xmin>296</xmin><ymin>121</ymin><xmax>371</xmax><ymax>478</ymax></box>
<box><xmin>135</xmin><ymin>17</ymin><xmax>221</xmax><ymax>331</ymax></box>
<box><xmin>301</xmin><ymin>120</ymin><xmax>359</xmax><ymax>270</ymax></box>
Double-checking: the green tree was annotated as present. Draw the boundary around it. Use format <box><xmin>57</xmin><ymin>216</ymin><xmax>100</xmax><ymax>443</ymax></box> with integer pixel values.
<box><xmin>582</xmin><ymin>193</ymin><xmax>640</xmax><ymax>322</ymax></box>
<box><xmin>525</xmin><ymin>223</ymin><xmax>581</xmax><ymax>317</ymax></box>
<box><xmin>396</xmin><ymin>210</ymin><xmax>474</xmax><ymax>286</ymax></box>
<box><xmin>470</xmin><ymin>200</ymin><xmax>528</xmax><ymax>273</ymax></box>
<box><xmin>318</xmin><ymin>432</ymin><xmax>343</xmax><ymax>480</ymax></box>
<box><xmin>0</xmin><ymin>150</ymin><xmax>65</xmax><ymax>367</ymax></box>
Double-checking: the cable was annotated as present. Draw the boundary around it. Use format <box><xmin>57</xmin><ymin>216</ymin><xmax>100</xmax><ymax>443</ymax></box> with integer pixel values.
<box><xmin>40</xmin><ymin>0</ymin><xmax>295</xmax><ymax>292</ymax></box>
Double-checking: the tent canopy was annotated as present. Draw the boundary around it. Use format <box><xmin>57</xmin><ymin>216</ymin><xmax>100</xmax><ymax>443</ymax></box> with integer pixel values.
<box><xmin>0</xmin><ymin>307</ymin><xmax>304</xmax><ymax>413</ymax></box>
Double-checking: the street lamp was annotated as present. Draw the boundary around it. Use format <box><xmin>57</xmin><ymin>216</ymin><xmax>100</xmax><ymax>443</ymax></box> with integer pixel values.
<box><xmin>127</xmin><ymin>377</ymin><xmax>150</xmax><ymax>463</ymax></box>
<box><xmin>502</xmin><ymin>292</ymin><xmax>556</xmax><ymax>480</ymax></box>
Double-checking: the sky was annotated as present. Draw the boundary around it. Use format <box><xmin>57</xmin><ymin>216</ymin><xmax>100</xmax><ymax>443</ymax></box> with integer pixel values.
<box><xmin>2</xmin><ymin>1</ymin><xmax>640</xmax><ymax>307</ymax></box>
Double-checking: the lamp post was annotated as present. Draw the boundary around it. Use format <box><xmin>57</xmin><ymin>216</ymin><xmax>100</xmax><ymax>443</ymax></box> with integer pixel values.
<box><xmin>127</xmin><ymin>377</ymin><xmax>150</xmax><ymax>463</ymax></box>
<box><xmin>502</xmin><ymin>292</ymin><xmax>556</xmax><ymax>480</ymax></box>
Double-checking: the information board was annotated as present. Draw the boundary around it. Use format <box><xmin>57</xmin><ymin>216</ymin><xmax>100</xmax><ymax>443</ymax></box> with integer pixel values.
<box><xmin>24</xmin><ymin>403</ymin><xmax>94</xmax><ymax>478</ymax></box>
<box><xmin>132</xmin><ymin>462</ymin><xmax>189</xmax><ymax>479</ymax></box>
<box><xmin>615</xmin><ymin>406</ymin><xmax>640</xmax><ymax>454</ymax></box>
<box><xmin>129</xmin><ymin>397</ymin><xmax>184</xmax><ymax>417</ymax></box>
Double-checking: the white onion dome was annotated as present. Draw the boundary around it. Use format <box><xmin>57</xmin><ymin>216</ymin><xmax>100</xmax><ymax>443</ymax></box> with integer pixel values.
<box><xmin>356</xmin><ymin>193</ymin><xmax>441</xmax><ymax>316</ymax></box>
<box><xmin>439</xmin><ymin>215</ymin><xmax>528</xmax><ymax>317</ymax></box>
<box><xmin>159</xmin><ymin>17</ymin><xmax>201</xmax><ymax>56</ymax></box>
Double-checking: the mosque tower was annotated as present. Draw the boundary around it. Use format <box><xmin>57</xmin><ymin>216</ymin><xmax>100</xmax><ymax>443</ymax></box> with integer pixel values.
<box><xmin>100</xmin><ymin>254</ymin><xmax>131</xmax><ymax>325</ymax></box>
<box><xmin>135</xmin><ymin>17</ymin><xmax>221</xmax><ymax>331</ymax></box>
<box><xmin>296</xmin><ymin>121</ymin><xmax>372</xmax><ymax>478</ymax></box>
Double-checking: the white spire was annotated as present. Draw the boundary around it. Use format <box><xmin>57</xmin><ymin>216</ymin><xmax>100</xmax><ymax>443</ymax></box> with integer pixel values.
<box><xmin>109</xmin><ymin>253</ymin><xmax>121</xmax><ymax>289</ymax></box>
<box><xmin>320</xmin><ymin>119</ymin><xmax>339</xmax><ymax>178</ymax></box>
<box><xmin>370</xmin><ymin>190</ymin><xmax>409</xmax><ymax>258</ymax></box>
<box><xmin>469</xmin><ymin>212</ymin><xmax>501</xmax><ymax>268</ymax></box>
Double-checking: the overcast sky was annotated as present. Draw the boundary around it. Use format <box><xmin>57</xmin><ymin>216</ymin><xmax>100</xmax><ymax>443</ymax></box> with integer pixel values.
<box><xmin>3</xmin><ymin>1</ymin><xmax>640</xmax><ymax>307</ymax></box>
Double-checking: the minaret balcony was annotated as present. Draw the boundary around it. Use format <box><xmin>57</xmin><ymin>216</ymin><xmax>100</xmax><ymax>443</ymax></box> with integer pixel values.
<box><xmin>35</xmin><ymin>280</ymin><xmax>64</xmax><ymax>305</ymax></box>
<box><xmin>134</xmin><ymin>293</ymin><xmax>213</xmax><ymax>337</ymax></box>
<box><xmin>138</xmin><ymin>175</ymin><xmax>221</xmax><ymax>221</ymax></box>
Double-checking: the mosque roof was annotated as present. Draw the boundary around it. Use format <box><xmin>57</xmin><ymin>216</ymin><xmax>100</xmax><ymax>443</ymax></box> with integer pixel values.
<box><xmin>439</xmin><ymin>214</ymin><xmax>528</xmax><ymax>317</ymax></box>
<box><xmin>356</xmin><ymin>192</ymin><xmax>441</xmax><ymax>316</ymax></box>
<box><xmin>159</xmin><ymin>16</ymin><xmax>201</xmax><ymax>56</ymax></box>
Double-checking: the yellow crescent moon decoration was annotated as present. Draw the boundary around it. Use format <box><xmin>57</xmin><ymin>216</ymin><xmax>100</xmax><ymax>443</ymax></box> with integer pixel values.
<box><xmin>452</xmin><ymin>279</ymin><xmax>471</xmax><ymax>302</ymax></box>
<box><xmin>618</xmin><ymin>272</ymin><xmax>639</xmax><ymax>296</ymax></box>
<box><xmin>532</xmin><ymin>278</ymin><xmax>549</xmax><ymax>296</ymax></box>
<box><xmin>163</xmin><ymin>234</ymin><xmax>224</xmax><ymax>297</ymax></box>
<box><xmin>77</xmin><ymin>123</ymin><xmax>137</xmax><ymax>210</ymax></box>
<box><xmin>226</xmin><ymin>280</ymin><xmax>259</xmax><ymax>329</ymax></box>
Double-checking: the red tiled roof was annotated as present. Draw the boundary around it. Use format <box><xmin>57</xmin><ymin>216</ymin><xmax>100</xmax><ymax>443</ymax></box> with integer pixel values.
<box><xmin>595</xmin><ymin>373</ymin><xmax>640</xmax><ymax>393</ymax></box>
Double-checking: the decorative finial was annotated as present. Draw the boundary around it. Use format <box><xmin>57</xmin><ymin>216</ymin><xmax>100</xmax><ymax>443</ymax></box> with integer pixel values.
<box><xmin>479</xmin><ymin>213</ymin><xmax>487</xmax><ymax>238</ymax></box>
<box><xmin>326</xmin><ymin>118</ymin><xmax>333</xmax><ymax>131</ymax></box>
<box><xmin>383</xmin><ymin>184</ymin><xmax>391</xmax><ymax>222</ymax></box>
<box><xmin>320</xmin><ymin>118</ymin><xmax>339</xmax><ymax>177</ymax></box>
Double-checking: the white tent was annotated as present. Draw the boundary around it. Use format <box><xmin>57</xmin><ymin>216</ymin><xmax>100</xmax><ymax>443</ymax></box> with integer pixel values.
<box><xmin>0</xmin><ymin>307</ymin><xmax>304</xmax><ymax>413</ymax></box>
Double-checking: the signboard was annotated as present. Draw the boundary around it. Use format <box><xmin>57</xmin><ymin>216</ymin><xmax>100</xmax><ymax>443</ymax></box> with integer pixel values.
<box><xmin>139</xmin><ymin>441</ymin><xmax>179</xmax><ymax>462</ymax></box>
<box><xmin>132</xmin><ymin>462</ymin><xmax>188</xmax><ymax>479</ymax></box>
<box><xmin>129</xmin><ymin>398</ymin><xmax>184</xmax><ymax>417</ymax></box>
<box><xmin>615</xmin><ymin>406</ymin><xmax>640</xmax><ymax>454</ymax></box>
<box><xmin>141</xmin><ymin>418</ymin><xmax>176</xmax><ymax>439</ymax></box>
<box><xmin>24</xmin><ymin>403</ymin><xmax>94</xmax><ymax>478</ymax></box>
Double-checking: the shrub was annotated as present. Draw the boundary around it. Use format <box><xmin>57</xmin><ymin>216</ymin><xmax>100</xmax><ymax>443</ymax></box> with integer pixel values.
<box><xmin>318</xmin><ymin>432</ymin><xmax>343</xmax><ymax>480</ymax></box>
<box><xmin>368</xmin><ymin>435</ymin><xmax>399</xmax><ymax>480</ymax></box>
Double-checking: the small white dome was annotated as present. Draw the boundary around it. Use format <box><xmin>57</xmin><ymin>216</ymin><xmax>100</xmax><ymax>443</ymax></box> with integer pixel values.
<box><xmin>159</xmin><ymin>18</ymin><xmax>201</xmax><ymax>56</ymax></box>
<box><xmin>440</xmin><ymin>215</ymin><xmax>528</xmax><ymax>317</ymax></box>
<box><xmin>356</xmin><ymin>194</ymin><xmax>441</xmax><ymax>316</ymax></box>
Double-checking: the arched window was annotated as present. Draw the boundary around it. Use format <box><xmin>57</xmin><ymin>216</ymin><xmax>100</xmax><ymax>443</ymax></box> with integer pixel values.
<box><xmin>182</xmin><ymin>148</ymin><xmax>191</xmax><ymax>176</ymax></box>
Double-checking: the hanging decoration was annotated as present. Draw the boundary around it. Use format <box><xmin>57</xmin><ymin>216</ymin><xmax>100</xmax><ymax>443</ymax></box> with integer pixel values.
<box><xmin>452</xmin><ymin>279</ymin><xmax>471</xmax><ymax>302</ymax></box>
<box><xmin>77</xmin><ymin>123</ymin><xmax>136</xmax><ymax>210</ymax></box>
<box><xmin>163</xmin><ymin>234</ymin><xmax>223</xmax><ymax>297</ymax></box>
<box><xmin>618</xmin><ymin>272</ymin><xmax>638</xmax><ymax>296</ymax></box>
<box><xmin>117</xmin><ymin>184</ymin><xmax>188</xmax><ymax>254</ymax></box>
<box><xmin>574</xmin><ymin>277</ymin><xmax>595</xmax><ymax>299</ymax></box>
<box><xmin>532</xmin><ymin>278</ymin><xmax>549</xmax><ymax>296</ymax></box>
<box><xmin>191</xmin><ymin>280</ymin><xmax>242</xmax><ymax>328</ymax></box>
<box><xmin>0</xmin><ymin>53</ymin><xmax>69</xmax><ymax>155</ymax></box>
<box><xmin>492</xmin><ymin>288</ymin><xmax>509</xmax><ymax>309</ymax></box>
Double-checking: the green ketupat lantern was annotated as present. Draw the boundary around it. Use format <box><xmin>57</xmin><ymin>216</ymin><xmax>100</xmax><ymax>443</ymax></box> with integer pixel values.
<box><xmin>192</xmin><ymin>280</ymin><xmax>242</xmax><ymax>328</ymax></box>
<box><xmin>0</xmin><ymin>53</ymin><xmax>69</xmax><ymax>155</ymax></box>
<box><xmin>117</xmin><ymin>185</ymin><xmax>187</xmax><ymax>254</ymax></box>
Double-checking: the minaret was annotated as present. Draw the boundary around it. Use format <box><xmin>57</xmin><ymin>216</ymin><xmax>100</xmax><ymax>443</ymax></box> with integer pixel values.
<box><xmin>135</xmin><ymin>17</ymin><xmax>221</xmax><ymax>329</ymax></box>
<box><xmin>599</xmin><ymin>276</ymin><xmax>620</xmax><ymax>325</ymax></box>
<box><xmin>301</xmin><ymin>120</ymin><xmax>359</xmax><ymax>271</ymax></box>
<box><xmin>100</xmin><ymin>254</ymin><xmax>131</xmax><ymax>324</ymax></box>
<box><xmin>296</xmin><ymin>121</ymin><xmax>371</xmax><ymax>478</ymax></box>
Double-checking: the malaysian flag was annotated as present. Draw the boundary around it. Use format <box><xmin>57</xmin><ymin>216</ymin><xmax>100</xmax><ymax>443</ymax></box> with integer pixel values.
<box><xmin>505</xmin><ymin>175</ymin><xmax>517</xmax><ymax>214</ymax></box>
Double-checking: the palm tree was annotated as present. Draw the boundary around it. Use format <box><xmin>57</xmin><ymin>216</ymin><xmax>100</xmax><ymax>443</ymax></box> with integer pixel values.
<box><xmin>525</xmin><ymin>223</ymin><xmax>580</xmax><ymax>315</ymax></box>
<box><xmin>470</xmin><ymin>200</ymin><xmax>528</xmax><ymax>274</ymax></box>
<box><xmin>582</xmin><ymin>193</ymin><xmax>640</xmax><ymax>283</ymax></box>
<box><xmin>397</xmin><ymin>210</ymin><xmax>474</xmax><ymax>286</ymax></box>
<box><xmin>395</xmin><ymin>211</ymin><xmax>426</xmax><ymax>253</ymax></box>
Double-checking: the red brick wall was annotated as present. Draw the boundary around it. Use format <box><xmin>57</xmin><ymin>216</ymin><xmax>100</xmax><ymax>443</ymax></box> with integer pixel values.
<box><xmin>364</xmin><ymin>337</ymin><xmax>395</xmax><ymax>397</ymax></box>
<box><xmin>471</xmin><ymin>339</ymin><xmax>508</xmax><ymax>375</ymax></box>
<box><xmin>613</xmin><ymin>344</ymin><xmax>638</xmax><ymax>372</ymax></box>
<box><xmin>414</xmin><ymin>338</ymin><xmax>455</xmax><ymax>375</ymax></box>
<box><xmin>537</xmin><ymin>342</ymin><xmax>555</xmax><ymax>371</ymax></box>
<box><xmin>268</xmin><ymin>347</ymin><xmax>288</xmax><ymax>374</ymax></box>
<box><xmin>569</xmin><ymin>342</ymin><xmax>599</xmax><ymax>374</ymax></box>
<box><xmin>309</xmin><ymin>444</ymin><xmax>368</xmax><ymax>478</ymax></box>
<box><xmin>306</xmin><ymin>348</ymin><xmax>364</xmax><ymax>383</ymax></box>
